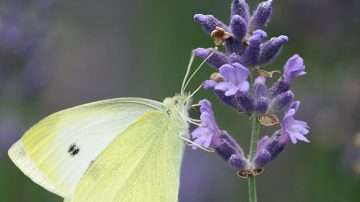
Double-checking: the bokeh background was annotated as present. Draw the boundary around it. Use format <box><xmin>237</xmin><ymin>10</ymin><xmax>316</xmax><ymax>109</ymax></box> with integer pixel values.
<box><xmin>1</xmin><ymin>0</ymin><xmax>360</xmax><ymax>201</ymax></box>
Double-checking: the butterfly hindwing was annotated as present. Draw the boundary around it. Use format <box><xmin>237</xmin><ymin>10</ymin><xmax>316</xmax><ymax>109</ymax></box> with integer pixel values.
<box><xmin>71</xmin><ymin>111</ymin><xmax>185</xmax><ymax>202</ymax></box>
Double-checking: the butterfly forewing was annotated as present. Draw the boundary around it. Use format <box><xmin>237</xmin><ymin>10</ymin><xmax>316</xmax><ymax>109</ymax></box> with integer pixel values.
<box><xmin>8</xmin><ymin>98</ymin><xmax>166</xmax><ymax>198</ymax></box>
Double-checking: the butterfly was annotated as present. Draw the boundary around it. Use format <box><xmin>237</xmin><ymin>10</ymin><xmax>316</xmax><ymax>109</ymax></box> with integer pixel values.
<box><xmin>8</xmin><ymin>50</ymin><xmax>216</xmax><ymax>202</ymax></box>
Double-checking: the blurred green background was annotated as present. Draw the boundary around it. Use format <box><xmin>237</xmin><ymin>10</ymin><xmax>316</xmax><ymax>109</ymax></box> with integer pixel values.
<box><xmin>1</xmin><ymin>0</ymin><xmax>360</xmax><ymax>201</ymax></box>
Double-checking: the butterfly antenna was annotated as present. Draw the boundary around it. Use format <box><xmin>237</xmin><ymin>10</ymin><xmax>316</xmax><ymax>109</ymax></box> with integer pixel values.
<box><xmin>178</xmin><ymin>135</ymin><xmax>214</xmax><ymax>152</ymax></box>
<box><xmin>183</xmin><ymin>82</ymin><xmax>203</xmax><ymax>104</ymax></box>
<box><xmin>181</xmin><ymin>50</ymin><xmax>196</xmax><ymax>95</ymax></box>
<box><xmin>182</xmin><ymin>47</ymin><xmax>217</xmax><ymax>93</ymax></box>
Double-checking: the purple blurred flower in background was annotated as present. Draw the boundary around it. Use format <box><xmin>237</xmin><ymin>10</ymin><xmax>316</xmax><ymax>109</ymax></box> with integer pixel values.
<box><xmin>0</xmin><ymin>0</ymin><xmax>56</xmax><ymax>155</ymax></box>
<box><xmin>0</xmin><ymin>0</ymin><xmax>56</xmax><ymax>96</ymax></box>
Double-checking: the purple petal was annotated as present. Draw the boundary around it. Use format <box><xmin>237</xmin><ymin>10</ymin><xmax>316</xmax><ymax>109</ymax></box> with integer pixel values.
<box><xmin>284</xmin><ymin>54</ymin><xmax>306</xmax><ymax>83</ymax></box>
<box><xmin>203</xmin><ymin>80</ymin><xmax>217</xmax><ymax>90</ymax></box>
<box><xmin>232</xmin><ymin>62</ymin><xmax>250</xmax><ymax>82</ymax></box>
<box><xmin>238</xmin><ymin>81</ymin><xmax>250</xmax><ymax>92</ymax></box>
<box><xmin>214</xmin><ymin>82</ymin><xmax>231</xmax><ymax>91</ymax></box>
<box><xmin>219</xmin><ymin>64</ymin><xmax>237</xmax><ymax>82</ymax></box>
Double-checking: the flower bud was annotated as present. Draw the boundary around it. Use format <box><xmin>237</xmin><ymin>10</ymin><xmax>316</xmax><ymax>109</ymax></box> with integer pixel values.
<box><xmin>194</xmin><ymin>48</ymin><xmax>229</xmax><ymax>69</ymax></box>
<box><xmin>224</xmin><ymin>37</ymin><xmax>246</xmax><ymax>55</ymax></box>
<box><xmin>229</xmin><ymin>154</ymin><xmax>248</xmax><ymax>170</ymax></box>
<box><xmin>249</xmin><ymin>0</ymin><xmax>273</xmax><ymax>31</ymax></box>
<box><xmin>230</xmin><ymin>15</ymin><xmax>247</xmax><ymax>41</ymax></box>
<box><xmin>253</xmin><ymin>133</ymin><xmax>285</xmax><ymax>168</ymax></box>
<box><xmin>259</xmin><ymin>35</ymin><xmax>288</xmax><ymax>65</ymax></box>
<box><xmin>268</xmin><ymin>80</ymin><xmax>291</xmax><ymax>98</ymax></box>
<box><xmin>240</xmin><ymin>30</ymin><xmax>267</xmax><ymax>67</ymax></box>
<box><xmin>236</xmin><ymin>92</ymin><xmax>255</xmax><ymax>113</ymax></box>
<box><xmin>255</xmin><ymin>97</ymin><xmax>269</xmax><ymax>115</ymax></box>
<box><xmin>269</xmin><ymin>91</ymin><xmax>294</xmax><ymax>112</ymax></box>
<box><xmin>194</xmin><ymin>14</ymin><xmax>230</xmax><ymax>35</ymax></box>
<box><xmin>231</xmin><ymin>0</ymin><xmax>250</xmax><ymax>23</ymax></box>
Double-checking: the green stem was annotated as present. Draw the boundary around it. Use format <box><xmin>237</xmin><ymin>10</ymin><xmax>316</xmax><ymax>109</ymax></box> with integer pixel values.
<box><xmin>249</xmin><ymin>115</ymin><xmax>260</xmax><ymax>160</ymax></box>
<box><xmin>248</xmin><ymin>176</ymin><xmax>257</xmax><ymax>202</ymax></box>
<box><xmin>248</xmin><ymin>115</ymin><xmax>260</xmax><ymax>202</ymax></box>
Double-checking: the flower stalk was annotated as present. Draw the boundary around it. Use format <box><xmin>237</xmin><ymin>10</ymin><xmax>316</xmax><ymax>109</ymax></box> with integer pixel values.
<box><xmin>248</xmin><ymin>115</ymin><xmax>260</xmax><ymax>202</ymax></box>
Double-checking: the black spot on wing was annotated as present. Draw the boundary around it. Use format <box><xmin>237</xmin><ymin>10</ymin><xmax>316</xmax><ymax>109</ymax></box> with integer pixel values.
<box><xmin>68</xmin><ymin>143</ymin><xmax>80</xmax><ymax>157</ymax></box>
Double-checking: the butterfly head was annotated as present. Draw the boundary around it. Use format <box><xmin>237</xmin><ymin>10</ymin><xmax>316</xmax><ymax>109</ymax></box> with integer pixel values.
<box><xmin>163</xmin><ymin>93</ymin><xmax>192</xmax><ymax>116</ymax></box>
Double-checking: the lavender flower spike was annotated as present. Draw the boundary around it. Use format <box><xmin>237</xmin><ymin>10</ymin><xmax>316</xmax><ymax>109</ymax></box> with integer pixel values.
<box><xmin>280</xmin><ymin>101</ymin><xmax>310</xmax><ymax>144</ymax></box>
<box><xmin>250</xmin><ymin>0</ymin><xmax>273</xmax><ymax>31</ymax></box>
<box><xmin>259</xmin><ymin>35</ymin><xmax>288</xmax><ymax>65</ymax></box>
<box><xmin>194</xmin><ymin>48</ymin><xmax>229</xmax><ymax>69</ymax></box>
<box><xmin>284</xmin><ymin>54</ymin><xmax>306</xmax><ymax>83</ymax></box>
<box><xmin>215</xmin><ymin>63</ymin><xmax>250</xmax><ymax>96</ymax></box>
<box><xmin>231</xmin><ymin>0</ymin><xmax>250</xmax><ymax>23</ymax></box>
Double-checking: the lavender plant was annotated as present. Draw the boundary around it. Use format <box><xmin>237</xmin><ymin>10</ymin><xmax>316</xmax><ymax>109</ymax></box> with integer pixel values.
<box><xmin>191</xmin><ymin>1</ymin><xmax>309</xmax><ymax>201</ymax></box>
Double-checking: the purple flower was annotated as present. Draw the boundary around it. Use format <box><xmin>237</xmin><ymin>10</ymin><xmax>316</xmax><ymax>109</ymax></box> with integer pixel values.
<box><xmin>280</xmin><ymin>101</ymin><xmax>310</xmax><ymax>144</ymax></box>
<box><xmin>191</xmin><ymin>100</ymin><xmax>221</xmax><ymax>149</ymax></box>
<box><xmin>268</xmin><ymin>54</ymin><xmax>305</xmax><ymax>98</ymax></box>
<box><xmin>215</xmin><ymin>63</ymin><xmax>250</xmax><ymax>96</ymax></box>
<box><xmin>284</xmin><ymin>54</ymin><xmax>306</xmax><ymax>83</ymax></box>
<box><xmin>191</xmin><ymin>100</ymin><xmax>248</xmax><ymax>170</ymax></box>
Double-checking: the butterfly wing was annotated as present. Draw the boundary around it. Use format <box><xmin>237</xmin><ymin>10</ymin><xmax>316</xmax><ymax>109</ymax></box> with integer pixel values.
<box><xmin>8</xmin><ymin>98</ymin><xmax>166</xmax><ymax>199</ymax></box>
<box><xmin>71</xmin><ymin>111</ymin><xmax>186</xmax><ymax>202</ymax></box>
